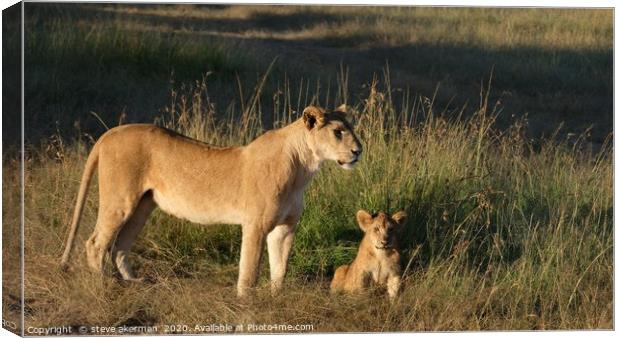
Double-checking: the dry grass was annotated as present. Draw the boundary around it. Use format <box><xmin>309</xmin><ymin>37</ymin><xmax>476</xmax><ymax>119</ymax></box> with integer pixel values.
<box><xmin>96</xmin><ymin>5</ymin><xmax>612</xmax><ymax>50</ymax></box>
<box><xmin>3</xmin><ymin>69</ymin><xmax>613</xmax><ymax>332</ymax></box>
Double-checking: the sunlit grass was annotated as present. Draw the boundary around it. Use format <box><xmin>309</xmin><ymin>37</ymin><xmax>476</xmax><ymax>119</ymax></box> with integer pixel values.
<box><xmin>9</xmin><ymin>68</ymin><xmax>613</xmax><ymax>330</ymax></box>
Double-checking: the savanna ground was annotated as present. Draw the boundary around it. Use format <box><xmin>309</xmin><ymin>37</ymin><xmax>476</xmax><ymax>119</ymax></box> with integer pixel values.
<box><xmin>2</xmin><ymin>3</ymin><xmax>613</xmax><ymax>333</ymax></box>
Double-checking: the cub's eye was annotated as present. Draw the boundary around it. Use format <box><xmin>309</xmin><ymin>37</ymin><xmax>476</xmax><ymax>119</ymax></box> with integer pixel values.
<box><xmin>374</xmin><ymin>226</ymin><xmax>379</xmax><ymax>232</ymax></box>
<box><xmin>334</xmin><ymin>129</ymin><xmax>343</xmax><ymax>139</ymax></box>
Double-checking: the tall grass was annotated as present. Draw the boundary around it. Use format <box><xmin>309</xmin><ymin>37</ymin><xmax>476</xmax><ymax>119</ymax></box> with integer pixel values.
<box><xmin>6</xmin><ymin>66</ymin><xmax>612</xmax><ymax>331</ymax></box>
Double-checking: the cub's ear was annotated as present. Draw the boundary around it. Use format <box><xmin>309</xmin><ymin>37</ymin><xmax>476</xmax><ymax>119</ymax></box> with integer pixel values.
<box><xmin>356</xmin><ymin>209</ymin><xmax>373</xmax><ymax>232</ymax></box>
<box><xmin>334</xmin><ymin>104</ymin><xmax>348</xmax><ymax>114</ymax></box>
<box><xmin>302</xmin><ymin>106</ymin><xmax>326</xmax><ymax>130</ymax></box>
<box><xmin>391</xmin><ymin>211</ymin><xmax>408</xmax><ymax>229</ymax></box>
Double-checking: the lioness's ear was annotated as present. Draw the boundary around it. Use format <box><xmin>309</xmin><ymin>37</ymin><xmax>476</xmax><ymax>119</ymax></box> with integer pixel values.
<box><xmin>302</xmin><ymin>106</ymin><xmax>325</xmax><ymax>130</ymax></box>
<box><xmin>391</xmin><ymin>211</ymin><xmax>408</xmax><ymax>229</ymax></box>
<box><xmin>334</xmin><ymin>104</ymin><xmax>348</xmax><ymax>114</ymax></box>
<box><xmin>356</xmin><ymin>209</ymin><xmax>373</xmax><ymax>232</ymax></box>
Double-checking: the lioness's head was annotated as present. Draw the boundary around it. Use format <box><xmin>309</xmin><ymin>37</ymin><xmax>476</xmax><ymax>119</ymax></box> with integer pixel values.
<box><xmin>356</xmin><ymin>209</ymin><xmax>407</xmax><ymax>250</ymax></box>
<box><xmin>302</xmin><ymin>105</ymin><xmax>362</xmax><ymax>169</ymax></box>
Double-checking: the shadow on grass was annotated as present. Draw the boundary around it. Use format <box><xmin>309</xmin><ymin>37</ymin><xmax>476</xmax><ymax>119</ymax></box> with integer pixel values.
<box><xmin>21</xmin><ymin>3</ymin><xmax>612</xmax><ymax>147</ymax></box>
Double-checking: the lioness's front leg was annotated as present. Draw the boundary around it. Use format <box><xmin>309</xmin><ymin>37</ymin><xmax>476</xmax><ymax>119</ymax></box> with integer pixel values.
<box><xmin>237</xmin><ymin>224</ymin><xmax>268</xmax><ymax>298</ymax></box>
<box><xmin>267</xmin><ymin>223</ymin><xmax>296</xmax><ymax>294</ymax></box>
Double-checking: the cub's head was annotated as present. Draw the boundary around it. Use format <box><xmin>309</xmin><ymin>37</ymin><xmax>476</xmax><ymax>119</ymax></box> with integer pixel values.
<box><xmin>356</xmin><ymin>209</ymin><xmax>407</xmax><ymax>250</ymax></box>
<box><xmin>302</xmin><ymin>105</ymin><xmax>362</xmax><ymax>169</ymax></box>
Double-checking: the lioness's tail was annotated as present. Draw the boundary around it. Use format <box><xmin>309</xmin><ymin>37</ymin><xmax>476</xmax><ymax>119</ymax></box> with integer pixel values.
<box><xmin>60</xmin><ymin>142</ymin><xmax>100</xmax><ymax>270</ymax></box>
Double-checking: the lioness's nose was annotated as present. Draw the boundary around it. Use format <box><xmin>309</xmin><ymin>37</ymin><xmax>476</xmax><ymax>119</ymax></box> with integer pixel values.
<box><xmin>381</xmin><ymin>240</ymin><xmax>388</xmax><ymax>245</ymax></box>
<box><xmin>351</xmin><ymin>149</ymin><xmax>362</xmax><ymax>156</ymax></box>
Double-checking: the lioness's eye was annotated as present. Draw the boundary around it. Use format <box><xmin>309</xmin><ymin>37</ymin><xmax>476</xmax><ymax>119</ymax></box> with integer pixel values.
<box><xmin>334</xmin><ymin>129</ymin><xmax>343</xmax><ymax>139</ymax></box>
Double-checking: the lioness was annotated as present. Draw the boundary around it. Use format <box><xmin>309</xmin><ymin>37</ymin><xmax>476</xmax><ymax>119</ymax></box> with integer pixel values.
<box><xmin>60</xmin><ymin>105</ymin><xmax>362</xmax><ymax>297</ymax></box>
<box><xmin>330</xmin><ymin>209</ymin><xmax>407</xmax><ymax>300</ymax></box>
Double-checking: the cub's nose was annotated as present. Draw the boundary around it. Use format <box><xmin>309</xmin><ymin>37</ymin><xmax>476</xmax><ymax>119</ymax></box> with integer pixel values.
<box><xmin>351</xmin><ymin>149</ymin><xmax>362</xmax><ymax>156</ymax></box>
<box><xmin>381</xmin><ymin>240</ymin><xmax>388</xmax><ymax>246</ymax></box>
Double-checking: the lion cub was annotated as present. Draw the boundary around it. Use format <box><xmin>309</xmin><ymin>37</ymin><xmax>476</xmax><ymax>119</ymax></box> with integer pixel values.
<box><xmin>330</xmin><ymin>209</ymin><xmax>407</xmax><ymax>300</ymax></box>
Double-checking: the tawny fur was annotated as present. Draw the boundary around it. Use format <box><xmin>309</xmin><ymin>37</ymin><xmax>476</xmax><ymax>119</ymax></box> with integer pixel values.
<box><xmin>330</xmin><ymin>210</ymin><xmax>407</xmax><ymax>301</ymax></box>
<box><xmin>60</xmin><ymin>105</ymin><xmax>362</xmax><ymax>297</ymax></box>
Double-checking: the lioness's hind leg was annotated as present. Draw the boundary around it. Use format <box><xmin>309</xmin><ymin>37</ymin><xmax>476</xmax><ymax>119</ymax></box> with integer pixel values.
<box><xmin>112</xmin><ymin>193</ymin><xmax>156</xmax><ymax>281</ymax></box>
<box><xmin>85</xmin><ymin>199</ymin><xmax>140</xmax><ymax>275</ymax></box>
